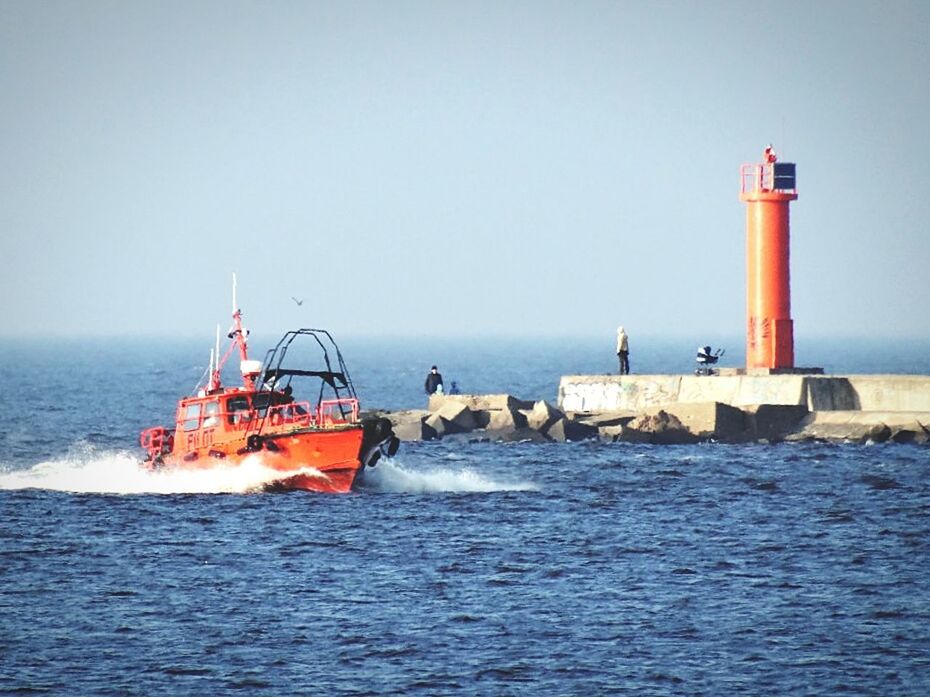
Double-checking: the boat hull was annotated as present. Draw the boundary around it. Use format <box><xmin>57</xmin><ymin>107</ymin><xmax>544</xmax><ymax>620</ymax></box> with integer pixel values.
<box><xmin>154</xmin><ymin>427</ymin><xmax>367</xmax><ymax>494</ymax></box>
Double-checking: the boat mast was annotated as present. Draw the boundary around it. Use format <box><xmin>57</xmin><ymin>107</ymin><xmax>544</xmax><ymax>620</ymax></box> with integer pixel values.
<box><xmin>209</xmin><ymin>273</ymin><xmax>255</xmax><ymax>392</ymax></box>
<box><xmin>230</xmin><ymin>272</ymin><xmax>251</xmax><ymax>364</ymax></box>
<box><xmin>207</xmin><ymin>325</ymin><xmax>221</xmax><ymax>391</ymax></box>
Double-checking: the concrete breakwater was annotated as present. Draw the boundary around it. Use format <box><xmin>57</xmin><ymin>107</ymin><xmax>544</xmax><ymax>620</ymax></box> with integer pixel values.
<box><xmin>558</xmin><ymin>374</ymin><xmax>930</xmax><ymax>413</ymax></box>
<box><xmin>377</xmin><ymin>374</ymin><xmax>930</xmax><ymax>445</ymax></box>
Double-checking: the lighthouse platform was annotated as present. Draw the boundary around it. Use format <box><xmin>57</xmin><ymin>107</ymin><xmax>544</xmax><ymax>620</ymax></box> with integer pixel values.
<box><xmin>557</xmin><ymin>373</ymin><xmax>930</xmax><ymax>443</ymax></box>
<box><xmin>558</xmin><ymin>373</ymin><xmax>930</xmax><ymax>413</ymax></box>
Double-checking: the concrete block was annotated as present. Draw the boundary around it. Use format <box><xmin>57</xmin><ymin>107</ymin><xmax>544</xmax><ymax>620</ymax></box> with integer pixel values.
<box><xmin>743</xmin><ymin>404</ymin><xmax>808</xmax><ymax>441</ymax></box>
<box><xmin>621</xmin><ymin>410</ymin><xmax>699</xmax><ymax>445</ymax></box>
<box><xmin>736</xmin><ymin>375</ymin><xmax>807</xmax><ymax>407</ymax></box>
<box><xmin>546</xmin><ymin>417</ymin><xmax>597</xmax><ymax>442</ymax></box>
<box><xmin>845</xmin><ymin>376</ymin><xmax>930</xmax><ymax>412</ymax></box>
<box><xmin>424</xmin><ymin>413</ymin><xmax>446</xmax><ymax>440</ymax></box>
<box><xmin>570</xmin><ymin>420</ymin><xmax>598</xmax><ymax>441</ymax></box>
<box><xmin>472</xmin><ymin>410</ymin><xmax>492</xmax><ymax>429</ymax></box>
<box><xmin>617</xmin><ymin>426</ymin><xmax>652</xmax><ymax>443</ymax></box>
<box><xmin>387</xmin><ymin>410</ymin><xmax>430</xmax><ymax>442</ymax></box>
<box><xmin>805</xmin><ymin>377</ymin><xmax>860</xmax><ymax>411</ymax></box>
<box><xmin>558</xmin><ymin>375</ymin><xmax>681</xmax><ymax>412</ymax></box>
<box><xmin>647</xmin><ymin>402</ymin><xmax>745</xmax><ymax>441</ymax></box>
<box><xmin>622</xmin><ymin>376</ymin><xmax>683</xmax><ymax>410</ymax></box>
<box><xmin>435</xmin><ymin>401</ymin><xmax>477</xmax><ymax>433</ymax></box>
<box><xmin>792</xmin><ymin>411</ymin><xmax>893</xmax><ymax>444</ymax></box>
<box><xmin>860</xmin><ymin>412</ymin><xmax>930</xmax><ymax>444</ymax></box>
<box><xmin>559</xmin><ymin>376</ymin><xmax>622</xmax><ymax>412</ymax></box>
<box><xmin>546</xmin><ymin>417</ymin><xmax>571</xmax><ymax>442</ymax></box>
<box><xmin>572</xmin><ymin>410</ymin><xmax>636</xmax><ymax>428</ymax></box>
<box><xmin>492</xmin><ymin>427</ymin><xmax>549</xmax><ymax>443</ymax></box>
<box><xmin>392</xmin><ymin>420</ymin><xmax>426</xmax><ymax>442</ymax></box>
<box><xmin>678</xmin><ymin>376</ymin><xmax>742</xmax><ymax>406</ymax></box>
<box><xmin>527</xmin><ymin>400</ymin><xmax>565</xmax><ymax>433</ymax></box>
<box><xmin>598</xmin><ymin>425</ymin><xmax>626</xmax><ymax>442</ymax></box>
<box><xmin>428</xmin><ymin>393</ymin><xmax>534</xmax><ymax>412</ymax></box>
<box><xmin>890</xmin><ymin>422</ymin><xmax>930</xmax><ymax>444</ymax></box>
<box><xmin>862</xmin><ymin>411</ymin><xmax>930</xmax><ymax>429</ymax></box>
<box><xmin>486</xmin><ymin>408</ymin><xmax>528</xmax><ymax>432</ymax></box>
<box><xmin>559</xmin><ymin>372</ymin><xmax>930</xmax><ymax>418</ymax></box>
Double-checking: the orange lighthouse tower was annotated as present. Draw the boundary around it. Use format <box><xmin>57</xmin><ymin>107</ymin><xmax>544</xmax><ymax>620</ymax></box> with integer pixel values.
<box><xmin>740</xmin><ymin>146</ymin><xmax>798</xmax><ymax>370</ymax></box>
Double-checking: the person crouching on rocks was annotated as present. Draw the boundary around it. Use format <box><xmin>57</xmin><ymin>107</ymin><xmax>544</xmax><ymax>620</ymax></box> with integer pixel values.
<box><xmin>616</xmin><ymin>326</ymin><xmax>630</xmax><ymax>375</ymax></box>
<box><xmin>425</xmin><ymin>365</ymin><xmax>444</xmax><ymax>395</ymax></box>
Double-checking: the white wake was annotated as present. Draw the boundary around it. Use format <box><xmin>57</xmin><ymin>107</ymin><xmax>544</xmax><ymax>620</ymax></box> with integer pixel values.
<box><xmin>360</xmin><ymin>458</ymin><xmax>538</xmax><ymax>493</ymax></box>
<box><xmin>0</xmin><ymin>446</ymin><xmax>538</xmax><ymax>496</ymax></box>
<box><xmin>0</xmin><ymin>446</ymin><xmax>324</xmax><ymax>495</ymax></box>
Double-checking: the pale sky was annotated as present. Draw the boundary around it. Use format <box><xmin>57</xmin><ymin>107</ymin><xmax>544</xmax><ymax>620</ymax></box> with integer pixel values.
<box><xmin>2</xmin><ymin>1</ymin><xmax>928</xmax><ymax>340</ymax></box>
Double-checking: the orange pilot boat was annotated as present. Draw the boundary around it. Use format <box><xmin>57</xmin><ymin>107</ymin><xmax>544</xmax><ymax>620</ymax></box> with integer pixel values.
<box><xmin>140</xmin><ymin>283</ymin><xmax>398</xmax><ymax>494</ymax></box>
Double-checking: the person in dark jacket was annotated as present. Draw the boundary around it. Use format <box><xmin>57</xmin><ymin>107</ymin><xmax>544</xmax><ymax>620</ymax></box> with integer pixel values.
<box><xmin>424</xmin><ymin>365</ymin><xmax>444</xmax><ymax>395</ymax></box>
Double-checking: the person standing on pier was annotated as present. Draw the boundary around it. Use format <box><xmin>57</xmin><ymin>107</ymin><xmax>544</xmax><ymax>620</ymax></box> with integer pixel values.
<box><xmin>616</xmin><ymin>326</ymin><xmax>630</xmax><ymax>375</ymax></box>
<box><xmin>424</xmin><ymin>365</ymin><xmax>444</xmax><ymax>395</ymax></box>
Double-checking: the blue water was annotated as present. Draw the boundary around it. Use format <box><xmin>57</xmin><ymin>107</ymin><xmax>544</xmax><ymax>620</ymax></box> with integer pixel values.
<box><xmin>2</xmin><ymin>337</ymin><xmax>930</xmax><ymax>695</ymax></box>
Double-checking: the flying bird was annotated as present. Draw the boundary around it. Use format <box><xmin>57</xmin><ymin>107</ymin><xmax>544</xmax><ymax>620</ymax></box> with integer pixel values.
<box><xmin>291</xmin><ymin>296</ymin><xmax>304</xmax><ymax>306</ymax></box>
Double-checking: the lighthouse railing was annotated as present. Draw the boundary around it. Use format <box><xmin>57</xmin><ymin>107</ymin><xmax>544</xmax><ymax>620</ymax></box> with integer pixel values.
<box><xmin>741</xmin><ymin>163</ymin><xmax>797</xmax><ymax>195</ymax></box>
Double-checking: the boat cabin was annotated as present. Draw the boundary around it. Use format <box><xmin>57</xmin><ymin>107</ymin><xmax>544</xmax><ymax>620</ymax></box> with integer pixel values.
<box><xmin>142</xmin><ymin>386</ymin><xmax>359</xmax><ymax>463</ymax></box>
<box><xmin>141</xmin><ymin>326</ymin><xmax>363</xmax><ymax>464</ymax></box>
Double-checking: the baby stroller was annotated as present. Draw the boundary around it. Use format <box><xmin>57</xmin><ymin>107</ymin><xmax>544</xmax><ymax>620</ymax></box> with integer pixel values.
<box><xmin>695</xmin><ymin>345</ymin><xmax>725</xmax><ymax>376</ymax></box>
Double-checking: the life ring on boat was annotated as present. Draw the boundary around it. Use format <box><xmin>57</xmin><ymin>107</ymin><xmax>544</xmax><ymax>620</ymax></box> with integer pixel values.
<box><xmin>246</xmin><ymin>434</ymin><xmax>264</xmax><ymax>451</ymax></box>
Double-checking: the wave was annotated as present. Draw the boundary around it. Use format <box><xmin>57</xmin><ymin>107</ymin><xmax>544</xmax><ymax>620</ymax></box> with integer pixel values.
<box><xmin>0</xmin><ymin>445</ymin><xmax>324</xmax><ymax>495</ymax></box>
<box><xmin>0</xmin><ymin>445</ymin><xmax>538</xmax><ymax>496</ymax></box>
<box><xmin>359</xmin><ymin>458</ymin><xmax>538</xmax><ymax>494</ymax></box>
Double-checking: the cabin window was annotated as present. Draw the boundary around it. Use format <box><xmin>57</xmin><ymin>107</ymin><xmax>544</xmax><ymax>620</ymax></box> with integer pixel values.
<box><xmin>227</xmin><ymin>396</ymin><xmax>250</xmax><ymax>424</ymax></box>
<box><xmin>252</xmin><ymin>393</ymin><xmax>271</xmax><ymax>416</ymax></box>
<box><xmin>182</xmin><ymin>403</ymin><xmax>202</xmax><ymax>431</ymax></box>
<box><xmin>203</xmin><ymin>401</ymin><xmax>219</xmax><ymax>427</ymax></box>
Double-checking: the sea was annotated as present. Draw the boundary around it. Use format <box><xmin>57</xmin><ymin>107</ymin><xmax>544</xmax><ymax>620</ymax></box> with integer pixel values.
<box><xmin>2</xmin><ymin>335</ymin><xmax>929</xmax><ymax>695</ymax></box>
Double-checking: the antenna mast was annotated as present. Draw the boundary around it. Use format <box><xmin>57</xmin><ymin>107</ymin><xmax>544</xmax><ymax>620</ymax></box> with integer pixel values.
<box><xmin>204</xmin><ymin>273</ymin><xmax>256</xmax><ymax>393</ymax></box>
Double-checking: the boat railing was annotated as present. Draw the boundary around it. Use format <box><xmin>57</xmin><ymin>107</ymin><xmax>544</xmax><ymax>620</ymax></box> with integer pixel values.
<box><xmin>318</xmin><ymin>398</ymin><xmax>360</xmax><ymax>427</ymax></box>
<box><xmin>140</xmin><ymin>426</ymin><xmax>175</xmax><ymax>457</ymax></box>
<box><xmin>222</xmin><ymin>399</ymin><xmax>359</xmax><ymax>431</ymax></box>
<box><xmin>266</xmin><ymin>401</ymin><xmax>315</xmax><ymax>428</ymax></box>
<box><xmin>221</xmin><ymin>401</ymin><xmax>313</xmax><ymax>430</ymax></box>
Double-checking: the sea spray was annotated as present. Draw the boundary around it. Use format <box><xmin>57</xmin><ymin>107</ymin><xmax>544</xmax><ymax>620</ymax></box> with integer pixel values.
<box><xmin>0</xmin><ymin>446</ymin><xmax>326</xmax><ymax>495</ymax></box>
<box><xmin>359</xmin><ymin>458</ymin><xmax>538</xmax><ymax>494</ymax></box>
<box><xmin>0</xmin><ymin>443</ymin><xmax>538</xmax><ymax>495</ymax></box>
